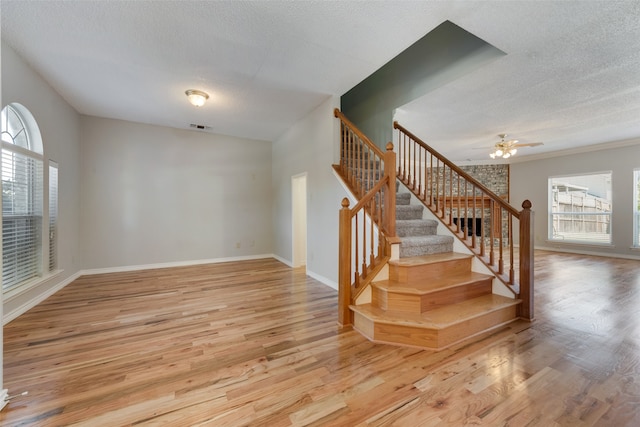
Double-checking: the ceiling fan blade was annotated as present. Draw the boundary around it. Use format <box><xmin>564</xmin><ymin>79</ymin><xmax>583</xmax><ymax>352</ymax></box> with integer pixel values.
<box><xmin>514</xmin><ymin>142</ymin><xmax>544</xmax><ymax>147</ymax></box>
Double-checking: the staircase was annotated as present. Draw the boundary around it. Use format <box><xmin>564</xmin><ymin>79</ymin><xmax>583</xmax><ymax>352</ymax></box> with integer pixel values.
<box><xmin>350</xmin><ymin>189</ymin><xmax>521</xmax><ymax>350</ymax></box>
<box><xmin>333</xmin><ymin>109</ymin><xmax>534</xmax><ymax>351</ymax></box>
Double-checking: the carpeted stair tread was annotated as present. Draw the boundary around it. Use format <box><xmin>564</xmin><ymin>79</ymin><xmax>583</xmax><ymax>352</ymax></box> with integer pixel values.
<box><xmin>396</xmin><ymin>219</ymin><xmax>438</xmax><ymax>237</ymax></box>
<box><xmin>400</xmin><ymin>235</ymin><xmax>453</xmax><ymax>245</ymax></box>
<box><xmin>390</xmin><ymin>252</ymin><xmax>472</xmax><ymax>267</ymax></box>
<box><xmin>396</xmin><ymin>192</ymin><xmax>411</xmax><ymax>205</ymax></box>
<box><xmin>396</xmin><ymin>218</ymin><xmax>438</xmax><ymax>226</ymax></box>
<box><xmin>399</xmin><ymin>235</ymin><xmax>453</xmax><ymax>257</ymax></box>
<box><xmin>395</xmin><ymin>205</ymin><xmax>424</xmax><ymax>220</ymax></box>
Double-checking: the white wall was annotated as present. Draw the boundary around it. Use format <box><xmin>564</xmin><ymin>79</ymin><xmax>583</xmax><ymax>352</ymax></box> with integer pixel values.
<box><xmin>1</xmin><ymin>42</ymin><xmax>82</xmax><ymax>322</ymax></box>
<box><xmin>272</xmin><ymin>96</ymin><xmax>345</xmax><ymax>288</ymax></box>
<box><xmin>80</xmin><ymin>116</ymin><xmax>273</xmax><ymax>269</ymax></box>
<box><xmin>511</xmin><ymin>140</ymin><xmax>640</xmax><ymax>259</ymax></box>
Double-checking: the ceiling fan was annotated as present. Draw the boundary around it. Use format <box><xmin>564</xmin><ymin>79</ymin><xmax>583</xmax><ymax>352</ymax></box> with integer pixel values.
<box><xmin>480</xmin><ymin>134</ymin><xmax>543</xmax><ymax>159</ymax></box>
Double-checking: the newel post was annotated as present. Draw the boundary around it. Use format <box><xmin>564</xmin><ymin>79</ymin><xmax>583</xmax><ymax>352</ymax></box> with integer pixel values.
<box><xmin>338</xmin><ymin>198</ymin><xmax>353</xmax><ymax>326</ymax></box>
<box><xmin>384</xmin><ymin>142</ymin><xmax>396</xmax><ymax>237</ymax></box>
<box><xmin>518</xmin><ymin>200</ymin><xmax>534</xmax><ymax>320</ymax></box>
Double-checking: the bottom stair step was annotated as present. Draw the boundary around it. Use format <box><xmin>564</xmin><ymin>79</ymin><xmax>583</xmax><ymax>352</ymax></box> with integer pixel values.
<box><xmin>351</xmin><ymin>294</ymin><xmax>521</xmax><ymax>350</ymax></box>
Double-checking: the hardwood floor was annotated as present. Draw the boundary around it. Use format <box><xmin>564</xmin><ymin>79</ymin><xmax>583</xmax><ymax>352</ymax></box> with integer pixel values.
<box><xmin>2</xmin><ymin>251</ymin><xmax>640</xmax><ymax>426</ymax></box>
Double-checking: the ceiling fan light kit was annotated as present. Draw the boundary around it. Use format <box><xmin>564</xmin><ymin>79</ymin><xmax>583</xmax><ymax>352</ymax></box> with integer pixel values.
<box><xmin>488</xmin><ymin>134</ymin><xmax>540</xmax><ymax>159</ymax></box>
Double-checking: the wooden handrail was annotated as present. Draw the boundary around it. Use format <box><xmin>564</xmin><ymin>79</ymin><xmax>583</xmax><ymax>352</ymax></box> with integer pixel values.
<box><xmin>350</xmin><ymin>175</ymin><xmax>389</xmax><ymax>214</ymax></box>
<box><xmin>334</xmin><ymin>109</ymin><xmax>396</xmax><ymax>326</ymax></box>
<box><xmin>394</xmin><ymin>121</ymin><xmax>534</xmax><ymax>320</ymax></box>
<box><xmin>335</xmin><ymin>109</ymin><xmax>385</xmax><ymax>158</ymax></box>
<box><xmin>394</xmin><ymin>121</ymin><xmax>520</xmax><ymax>217</ymax></box>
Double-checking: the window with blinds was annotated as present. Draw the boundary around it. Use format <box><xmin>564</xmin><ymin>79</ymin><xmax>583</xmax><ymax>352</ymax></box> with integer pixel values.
<box><xmin>1</xmin><ymin>104</ymin><xmax>45</xmax><ymax>292</ymax></box>
<box><xmin>49</xmin><ymin>161</ymin><xmax>58</xmax><ymax>271</ymax></box>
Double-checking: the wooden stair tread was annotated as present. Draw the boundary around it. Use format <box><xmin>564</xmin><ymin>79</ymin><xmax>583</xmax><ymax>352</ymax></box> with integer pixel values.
<box><xmin>389</xmin><ymin>252</ymin><xmax>472</xmax><ymax>267</ymax></box>
<box><xmin>351</xmin><ymin>294</ymin><xmax>520</xmax><ymax>329</ymax></box>
<box><xmin>373</xmin><ymin>271</ymin><xmax>493</xmax><ymax>295</ymax></box>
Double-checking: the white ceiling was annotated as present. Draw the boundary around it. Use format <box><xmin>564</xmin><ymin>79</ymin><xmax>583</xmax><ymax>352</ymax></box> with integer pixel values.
<box><xmin>2</xmin><ymin>1</ymin><xmax>640</xmax><ymax>162</ymax></box>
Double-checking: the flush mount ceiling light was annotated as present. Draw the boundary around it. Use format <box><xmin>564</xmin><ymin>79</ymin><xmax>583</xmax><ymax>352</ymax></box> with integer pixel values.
<box><xmin>185</xmin><ymin>89</ymin><xmax>209</xmax><ymax>107</ymax></box>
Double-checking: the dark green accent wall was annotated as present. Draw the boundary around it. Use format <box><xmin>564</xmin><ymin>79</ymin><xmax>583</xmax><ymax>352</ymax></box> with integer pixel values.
<box><xmin>340</xmin><ymin>20</ymin><xmax>505</xmax><ymax>149</ymax></box>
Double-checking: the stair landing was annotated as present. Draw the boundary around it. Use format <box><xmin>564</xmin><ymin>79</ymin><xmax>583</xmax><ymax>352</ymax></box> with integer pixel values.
<box><xmin>351</xmin><ymin>252</ymin><xmax>521</xmax><ymax>350</ymax></box>
<box><xmin>352</xmin><ymin>295</ymin><xmax>519</xmax><ymax>350</ymax></box>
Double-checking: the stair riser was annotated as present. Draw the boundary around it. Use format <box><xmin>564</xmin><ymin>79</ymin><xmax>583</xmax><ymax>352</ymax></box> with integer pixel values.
<box><xmin>436</xmin><ymin>305</ymin><xmax>518</xmax><ymax>348</ymax></box>
<box><xmin>353</xmin><ymin>305</ymin><xmax>518</xmax><ymax>350</ymax></box>
<box><xmin>396</xmin><ymin>223</ymin><xmax>437</xmax><ymax>237</ymax></box>
<box><xmin>399</xmin><ymin>242</ymin><xmax>453</xmax><ymax>257</ymax></box>
<box><xmin>390</xmin><ymin>257</ymin><xmax>472</xmax><ymax>282</ymax></box>
<box><xmin>353</xmin><ymin>312</ymin><xmax>437</xmax><ymax>348</ymax></box>
<box><xmin>396</xmin><ymin>206</ymin><xmax>423</xmax><ymax>220</ymax></box>
<box><xmin>373</xmin><ymin>278</ymin><xmax>493</xmax><ymax>313</ymax></box>
<box><xmin>396</xmin><ymin>194</ymin><xmax>411</xmax><ymax>206</ymax></box>
<box><xmin>422</xmin><ymin>279</ymin><xmax>493</xmax><ymax>311</ymax></box>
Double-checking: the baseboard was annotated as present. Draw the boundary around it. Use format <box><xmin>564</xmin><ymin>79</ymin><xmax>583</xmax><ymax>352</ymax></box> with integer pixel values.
<box><xmin>268</xmin><ymin>255</ymin><xmax>337</xmax><ymax>289</ymax></box>
<box><xmin>0</xmin><ymin>389</ymin><xmax>8</xmax><ymax>412</ymax></box>
<box><xmin>307</xmin><ymin>269</ymin><xmax>338</xmax><ymax>291</ymax></box>
<box><xmin>80</xmin><ymin>254</ymin><xmax>275</xmax><ymax>276</ymax></box>
<box><xmin>272</xmin><ymin>254</ymin><xmax>293</xmax><ymax>267</ymax></box>
<box><xmin>535</xmin><ymin>245</ymin><xmax>640</xmax><ymax>260</ymax></box>
<box><xmin>3</xmin><ymin>271</ymin><xmax>82</xmax><ymax>325</ymax></box>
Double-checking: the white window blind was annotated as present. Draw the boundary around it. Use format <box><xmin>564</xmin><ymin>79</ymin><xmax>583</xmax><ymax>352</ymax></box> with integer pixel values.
<box><xmin>2</xmin><ymin>150</ymin><xmax>43</xmax><ymax>291</ymax></box>
<box><xmin>1</xmin><ymin>103</ymin><xmax>45</xmax><ymax>293</ymax></box>
<box><xmin>49</xmin><ymin>161</ymin><xmax>59</xmax><ymax>271</ymax></box>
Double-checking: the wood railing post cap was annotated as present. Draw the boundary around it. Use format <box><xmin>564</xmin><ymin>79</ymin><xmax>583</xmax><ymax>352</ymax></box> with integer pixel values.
<box><xmin>341</xmin><ymin>198</ymin><xmax>350</xmax><ymax>208</ymax></box>
<box><xmin>522</xmin><ymin>200</ymin><xmax>532</xmax><ymax>209</ymax></box>
<box><xmin>386</xmin><ymin>142</ymin><xmax>394</xmax><ymax>151</ymax></box>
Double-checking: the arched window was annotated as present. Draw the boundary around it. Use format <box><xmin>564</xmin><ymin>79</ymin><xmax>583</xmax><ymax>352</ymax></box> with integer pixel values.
<box><xmin>1</xmin><ymin>103</ymin><xmax>44</xmax><ymax>292</ymax></box>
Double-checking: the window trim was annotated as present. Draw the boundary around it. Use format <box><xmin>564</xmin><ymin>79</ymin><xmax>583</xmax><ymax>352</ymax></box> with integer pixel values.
<box><xmin>49</xmin><ymin>160</ymin><xmax>59</xmax><ymax>272</ymax></box>
<box><xmin>3</xmin><ymin>269</ymin><xmax>64</xmax><ymax>303</ymax></box>
<box><xmin>633</xmin><ymin>169</ymin><xmax>640</xmax><ymax>248</ymax></box>
<box><xmin>1</xmin><ymin>103</ymin><xmax>47</xmax><ymax>294</ymax></box>
<box><xmin>548</xmin><ymin>171</ymin><xmax>613</xmax><ymax>245</ymax></box>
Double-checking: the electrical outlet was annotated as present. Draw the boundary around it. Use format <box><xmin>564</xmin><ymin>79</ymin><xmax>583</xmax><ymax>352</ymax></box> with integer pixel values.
<box><xmin>236</xmin><ymin>242</ymin><xmax>241</xmax><ymax>249</ymax></box>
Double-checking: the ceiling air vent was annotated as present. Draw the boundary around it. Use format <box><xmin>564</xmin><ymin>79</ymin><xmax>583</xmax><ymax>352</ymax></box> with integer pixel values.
<box><xmin>189</xmin><ymin>123</ymin><xmax>212</xmax><ymax>131</ymax></box>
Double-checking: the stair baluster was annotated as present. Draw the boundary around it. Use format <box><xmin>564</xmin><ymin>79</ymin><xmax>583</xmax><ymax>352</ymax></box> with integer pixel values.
<box><xmin>334</xmin><ymin>109</ymin><xmax>396</xmax><ymax>326</ymax></box>
<box><xmin>394</xmin><ymin>121</ymin><xmax>534</xmax><ymax>320</ymax></box>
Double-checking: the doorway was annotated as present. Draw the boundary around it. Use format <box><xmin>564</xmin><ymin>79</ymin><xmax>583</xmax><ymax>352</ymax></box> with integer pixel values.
<box><xmin>292</xmin><ymin>173</ymin><xmax>307</xmax><ymax>269</ymax></box>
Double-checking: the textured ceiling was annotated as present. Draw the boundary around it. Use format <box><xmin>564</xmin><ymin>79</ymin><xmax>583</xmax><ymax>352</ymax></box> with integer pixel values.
<box><xmin>2</xmin><ymin>1</ymin><xmax>640</xmax><ymax>162</ymax></box>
